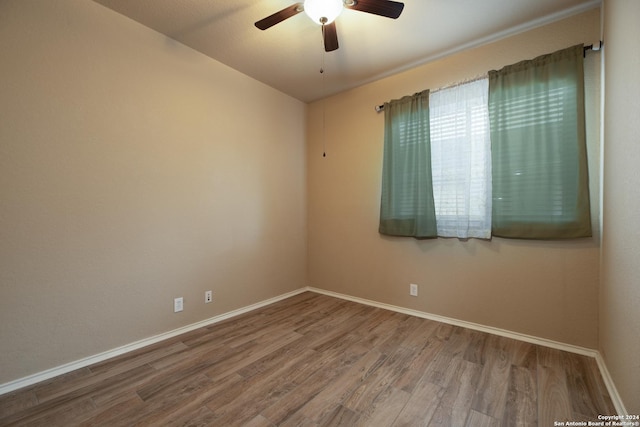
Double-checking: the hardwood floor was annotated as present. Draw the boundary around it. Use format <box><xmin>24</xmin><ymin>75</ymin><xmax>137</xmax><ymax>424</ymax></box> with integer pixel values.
<box><xmin>0</xmin><ymin>292</ymin><xmax>615</xmax><ymax>426</ymax></box>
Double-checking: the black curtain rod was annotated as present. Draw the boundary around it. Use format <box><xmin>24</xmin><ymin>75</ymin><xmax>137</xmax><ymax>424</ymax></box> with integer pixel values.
<box><xmin>375</xmin><ymin>41</ymin><xmax>603</xmax><ymax>113</ymax></box>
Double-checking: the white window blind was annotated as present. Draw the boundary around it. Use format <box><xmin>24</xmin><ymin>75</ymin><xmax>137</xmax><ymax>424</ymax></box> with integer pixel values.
<box><xmin>490</xmin><ymin>85</ymin><xmax>578</xmax><ymax>221</ymax></box>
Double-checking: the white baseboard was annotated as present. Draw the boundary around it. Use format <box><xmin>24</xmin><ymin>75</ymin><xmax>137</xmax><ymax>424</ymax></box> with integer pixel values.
<box><xmin>595</xmin><ymin>352</ymin><xmax>629</xmax><ymax>415</ymax></box>
<box><xmin>0</xmin><ymin>288</ymin><xmax>307</xmax><ymax>396</ymax></box>
<box><xmin>306</xmin><ymin>287</ymin><xmax>628</xmax><ymax>415</ymax></box>
<box><xmin>1</xmin><ymin>285</ymin><xmax>627</xmax><ymax>416</ymax></box>
<box><xmin>307</xmin><ymin>287</ymin><xmax>598</xmax><ymax>356</ymax></box>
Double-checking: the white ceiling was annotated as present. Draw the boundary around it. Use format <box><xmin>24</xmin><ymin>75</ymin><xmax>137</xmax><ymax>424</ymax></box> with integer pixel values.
<box><xmin>92</xmin><ymin>0</ymin><xmax>599</xmax><ymax>102</ymax></box>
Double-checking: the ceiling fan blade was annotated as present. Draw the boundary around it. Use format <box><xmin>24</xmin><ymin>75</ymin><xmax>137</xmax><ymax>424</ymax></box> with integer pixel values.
<box><xmin>255</xmin><ymin>3</ymin><xmax>303</xmax><ymax>30</ymax></box>
<box><xmin>345</xmin><ymin>0</ymin><xmax>404</xmax><ymax>19</ymax></box>
<box><xmin>323</xmin><ymin>22</ymin><xmax>339</xmax><ymax>52</ymax></box>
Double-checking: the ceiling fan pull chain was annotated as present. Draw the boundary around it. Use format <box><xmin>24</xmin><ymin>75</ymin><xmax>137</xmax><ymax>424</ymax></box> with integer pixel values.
<box><xmin>320</xmin><ymin>24</ymin><xmax>325</xmax><ymax>74</ymax></box>
<box><xmin>320</xmin><ymin>38</ymin><xmax>327</xmax><ymax>158</ymax></box>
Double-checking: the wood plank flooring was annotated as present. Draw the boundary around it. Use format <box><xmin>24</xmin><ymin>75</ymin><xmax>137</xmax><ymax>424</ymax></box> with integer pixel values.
<box><xmin>0</xmin><ymin>292</ymin><xmax>615</xmax><ymax>426</ymax></box>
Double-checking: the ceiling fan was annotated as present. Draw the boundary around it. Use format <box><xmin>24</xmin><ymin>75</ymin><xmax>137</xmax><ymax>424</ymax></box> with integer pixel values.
<box><xmin>255</xmin><ymin>0</ymin><xmax>405</xmax><ymax>52</ymax></box>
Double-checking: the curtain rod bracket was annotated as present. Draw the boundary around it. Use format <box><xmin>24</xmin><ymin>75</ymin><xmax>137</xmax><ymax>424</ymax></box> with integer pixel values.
<box><xmin>583</xmin><ymin>40</ymin><xmax>603</xmax><ymax>57</ymax></box>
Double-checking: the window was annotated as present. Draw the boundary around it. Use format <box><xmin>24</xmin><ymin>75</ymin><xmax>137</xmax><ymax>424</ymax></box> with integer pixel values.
<box><xmin>379</xmin><ymin>44</ymin><xmax>591</xmax><ymax>240</ymax></box>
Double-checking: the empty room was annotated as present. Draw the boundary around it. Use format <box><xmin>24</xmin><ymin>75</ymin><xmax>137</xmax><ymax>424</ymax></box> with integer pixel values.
<box><xmin>0</xmin><ymin>0</ymin><xmax>638</xmax><ymax>425</ymax></box>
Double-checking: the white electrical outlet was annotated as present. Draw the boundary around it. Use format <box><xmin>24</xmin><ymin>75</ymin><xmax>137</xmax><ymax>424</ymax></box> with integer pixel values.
<box><xmin>174</xmin><ymin>297</ymin><xmax>183</xmax><ymax>312</ymax></box>
<box><xmin>410</xmin><ymin>283</ymin><xmax>418</xmax><ymax>297</ymax></box>
<box><xmin>205</xmin><ymin>290</ymin><xmax>212</xmax><ymax>303</ymax></box>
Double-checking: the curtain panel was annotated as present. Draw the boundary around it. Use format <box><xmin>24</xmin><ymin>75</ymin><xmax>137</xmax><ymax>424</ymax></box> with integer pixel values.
<box><xmin>379</xmin><ymin>90</ymin><xmax>437</xmax><ymax>238</ymax></box>
<box><xmin>429</xmin><ymin>78</ymin><xmax>492</xmax><ymax>239</ymax></box>
<box><xmin>488</xmin><ymin>44</ymin><xmax>592</xmax><ymax>239</ymax></box>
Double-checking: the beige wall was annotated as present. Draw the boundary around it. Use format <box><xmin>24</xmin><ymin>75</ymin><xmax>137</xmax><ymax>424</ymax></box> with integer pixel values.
<box><xmin>601</xmin><ymin>0</ymin><xmax>640</xmax><ymax>414</ymax></box>
<box><xmin>308</xmin><ymin>9</ymin><xmax>602</xmax><ymax>349</ymax></box>
<box><xmin>0</xmin><ymin>0</ymin><xmax>306</xmax><ymax>384</ymax></box>
<box><xmin>2</xmin><ymin>0</ymin><xmax>626</xmax><ymax>403</ymax></box>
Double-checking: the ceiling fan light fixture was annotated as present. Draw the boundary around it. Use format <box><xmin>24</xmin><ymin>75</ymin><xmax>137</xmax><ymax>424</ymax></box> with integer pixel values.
<box><xmin>304</xmin><ymin>0</ymin><xmax>344</xmax><ymax>25</ymax></box>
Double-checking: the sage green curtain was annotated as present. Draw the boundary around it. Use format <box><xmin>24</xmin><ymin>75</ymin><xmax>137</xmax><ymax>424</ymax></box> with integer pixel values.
<box><xmin>488</xmin><ymin>44</ymin><xmax>592</xmax><ymax>239</ymax></box>
<box><xmin>379</xmin><ymin>90</ymin><xmax>437</xmax><ymax>238</ymax></box>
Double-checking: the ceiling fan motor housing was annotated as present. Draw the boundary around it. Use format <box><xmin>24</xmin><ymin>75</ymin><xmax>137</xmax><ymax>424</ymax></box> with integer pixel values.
<box><xmin>304</xmin><ymin>0</ymin><xmax>344</xmax><ymax>25</ymax></box>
